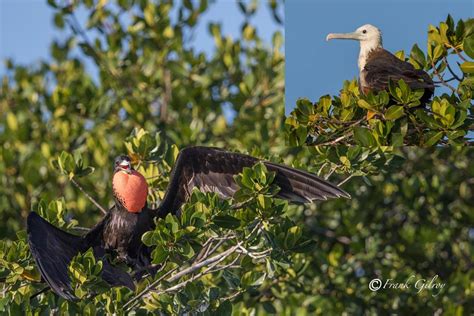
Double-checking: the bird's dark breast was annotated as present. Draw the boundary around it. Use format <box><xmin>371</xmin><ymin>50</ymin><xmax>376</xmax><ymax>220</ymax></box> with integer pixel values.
<box><xmin>102</xmin><ymin>207</ymin><xmax>154</xmax><ymax>263</ymax></box>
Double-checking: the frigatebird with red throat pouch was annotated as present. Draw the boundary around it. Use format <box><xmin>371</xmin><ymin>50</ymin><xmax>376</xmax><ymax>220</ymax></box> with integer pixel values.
<box><xmin>28</xmin><ymin>146</ymin><xmax>350</xmax><ymax>300</ymax></box>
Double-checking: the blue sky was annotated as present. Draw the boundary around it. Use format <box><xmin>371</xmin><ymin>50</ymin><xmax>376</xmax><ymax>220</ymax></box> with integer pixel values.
<box><xmin>286</xmin><ymin>0</ymin><xmax>473</xmax><ymax>114</ymax></box>
<box><xmin>0</xmin><ymin>0</ymin><xmax>282</xmax><ymax>77</ymax></box>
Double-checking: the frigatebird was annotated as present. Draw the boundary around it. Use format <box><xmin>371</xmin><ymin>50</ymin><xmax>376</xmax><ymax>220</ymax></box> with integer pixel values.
<box><xmin>28</xmin><ymin>146</ymin><xmax>350</xmax><ymax>300</ymax></box>
<box><xmin>326</xmin><ymin>24</ymin><xmax>434</xmax><ymax>104</ymax></box>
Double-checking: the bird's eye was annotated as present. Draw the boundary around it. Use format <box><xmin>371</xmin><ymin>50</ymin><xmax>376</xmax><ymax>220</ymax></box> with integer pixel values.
<box><xmin>362</xmin><ymin>30</ymin><xmax>367</xmax><ymax>34</ymax></box>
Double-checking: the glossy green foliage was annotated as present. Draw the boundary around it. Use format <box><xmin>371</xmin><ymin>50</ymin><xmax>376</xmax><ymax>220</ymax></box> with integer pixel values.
<box><xmin>0</xmin><ymin>0</ymin><xmax>285</xmax><ymax>239</ymax></box>
<box><xmin>286</xmin><ymin>16</ymin><xmax>474</xmax><ymax>147</ymax></box>
<box><xmin>269</xmin><ymin>147</ymin><xmax>473</xmax><ymax>315</ymax></box>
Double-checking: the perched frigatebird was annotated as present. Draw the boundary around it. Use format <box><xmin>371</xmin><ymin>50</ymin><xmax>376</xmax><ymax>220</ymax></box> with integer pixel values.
<box><xmin>28</xmin><ymin>146</ymin><xmax>350</xmax><ymax>300</ymax></box>
<box><xmin>326</xmin><ymin>24</ymin><xmax>434</xmax><ymax>104</ymax></box>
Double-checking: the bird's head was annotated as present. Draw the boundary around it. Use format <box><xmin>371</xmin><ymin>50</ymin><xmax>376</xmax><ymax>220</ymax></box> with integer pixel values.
<box><xmin>114</xmin><ymin>155</ymin><xmax>133</xmax><ymax>174</ymax></box>
<box><xmin>326</xmin><ymin>24</ymin><xmax>382</xmax><ymax>48</ymax></box>
<box><xmin>112</xmin><ymin>155</ymin><xmax>148</xmax><ymax>213</ymax></box>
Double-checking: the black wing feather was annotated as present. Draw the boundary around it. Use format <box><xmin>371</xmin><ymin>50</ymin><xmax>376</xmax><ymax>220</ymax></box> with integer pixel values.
<box><xmin>157</xmin><ymin>147</ymin><xmax>350</xmax><ymax>216</ymax></box>
<box><xmin>27</xmin><ymin>212</ymin><xmax>134</xmax><ymax>301</ymax></box>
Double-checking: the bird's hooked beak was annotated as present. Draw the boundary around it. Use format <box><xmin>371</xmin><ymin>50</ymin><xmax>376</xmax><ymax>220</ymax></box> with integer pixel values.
<box><xmin>326</xmin><ymin>32</ymin><xmax>362</xmax><ymax>41</ymax></box>
<box><xmin>116</xmin><ymin>159</ymin><xmax>132</xmax><ymax>174</ymax></box>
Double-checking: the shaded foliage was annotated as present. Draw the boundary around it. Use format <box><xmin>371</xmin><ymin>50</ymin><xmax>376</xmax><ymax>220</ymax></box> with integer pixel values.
<box><xmin>0</xmin><ymin>2</ymin><xmax>472</xmax><ymax>315</ymax></box>
<box><xmin>0</xmin><ymin>0</ymin><xmax>284</xmax><ymax>238</ymax></box>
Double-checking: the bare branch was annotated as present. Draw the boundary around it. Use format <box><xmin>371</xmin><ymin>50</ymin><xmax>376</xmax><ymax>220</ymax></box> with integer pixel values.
<box><xmin>236</xmin><ymin>246</ymin><xmax>272</xmax><ymax>260</ymax></box>
<box><xmin>452</xmin><ymin>45</ymin><xmax>468</xmax><ymax>62</ymax></box>
<box><xmin>337</xmin><ymin>174</ymin><xmax>354</xmax><ymax>187</ymax></box>
<box><xmin>324</xmin><ymin>167</ymin><xmax>336</xmax><ymax>180</ymax></box>
<box><xmin>312</xmin><ymin>133</ymin><xmax>352</xmax><ymax>147</ymax></box>
<box><xmin>123</xmin><ymin>265</ymin><xmax>177</xmax><ymax>310</ymax></box>
<box><xmin>443</xmin><ymin>57</ymin><xmax>463</xmax><ymax>82</ymax></box>
<box><xmin>221</xmin><ymin>289</ymin><xmax>244</xmax><ymax>301</ymax></box>
<box><xmin>431</xmin><ymin>60</ymin><xmax>457</xmax><ymax>92</ymax></box>
<box><xmin>70</xmin><ymin>177</ymin><xmax>107</xmax><ymax>215</ymax></box>
<box><xmin>160</xmin><ymin>68</ymin><xmax>172</xmax><ymax>123</ymax></box>
<box><xmin>124</xmin><ymin>223</ymin><xmax>263</xmax><ymax>310</ymax></box>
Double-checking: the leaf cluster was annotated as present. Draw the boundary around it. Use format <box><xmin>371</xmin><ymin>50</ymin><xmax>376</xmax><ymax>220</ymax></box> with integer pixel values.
<box><xmin>286</xmin><ymin>16</ymin><xmax>474</xmax><ymax>147</ymax></box>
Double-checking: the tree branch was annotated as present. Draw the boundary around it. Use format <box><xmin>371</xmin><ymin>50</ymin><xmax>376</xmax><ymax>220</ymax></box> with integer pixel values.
<box><xmin>337</xmin><ymin>174</ymin><xmax>354</xmax><ymax>187</ymax></box>
<box><xmin>430</xmin><ymin>60</ymin><xmax>456</xmax><ymax>92</ymax></box>
<box><xmin>443</xmin><ymin>57</ymin><xmax>464</xmax><ymax>82</ymax></box>
<box><xmin>70</xmin><ymin>177</ymin><xmax>107</xmax><ymax>215</ymax></box>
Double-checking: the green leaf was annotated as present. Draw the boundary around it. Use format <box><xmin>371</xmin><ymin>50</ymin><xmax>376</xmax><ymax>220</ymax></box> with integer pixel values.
<box><xmin>262</xmin><ymin>301</ymin><xmax>277</xmax><ymax>314</ymax></box>
<box><xmin>432</xmin><ymin>44</ymin><xmax>444</xmax><ymax>61</ymax></box>
<box><xmin>213</xmin><ymin>215</ymin><xmax>241</xmax><ymax>229</ymax></box>
<box><xmin>353</xmin><ymin>127</ymin><xmax>376</xmax><ymax>147</ymax></box>
<box><xmin>357</xmin><ymin>99</ymin><xmax>376</xmax><ymax>111</ymax></box>
<box><xmin>284</xmin><ymin>226</ymin><xmax>302</xmax><ymax>248</ymax></box>
<box><xmin>391</xmin><ymin>133</ymin><xmax>404</xmax><ymax>146</ymax></box>
<box><xmin>75</xmin><ymin>166</ymin><xmax>95</xmax><ymax>178</ymax></box>
<box><xmin>460</xmin><ymin>61</ymin><xmax>474</xmax><ymax>74</ymax></box>
<box><xmin>424</xmin><ymin>131</ymin><xmax>444</xmax><ymax>146</ymax></box>
<box><xmin>6</xmin><ymin>112</ymin><xmax>18</xmax><ymax>131</ymax></box>
<box><xmin>410</xmin><ymin>44</ymin><xmax>426</xmax><ymax>68</ymax></box>
<box><xmin>179</xmin><ymin>242</ymin><xmax>195</xmax><ymax>259</ymax></box>
<box><xmin>165</xmin><ymin>214</ymin><xmax>179</xmax><ymax>234</ymax></box>
<box><xmin>142</xmin><ymin>230</ymin><xmax>163</xmax><ymax>246</ymax></box>
<box><xmin>215</xmin><ymin>300</ymin><xmax>232</xmax><ymax>315</ymax></box>
<box><xmin>447</xmin><ymin>130</ymin><xmax>466</xmax><ymax>141</ymax></box>
<box><xmin>144</xmin><ymin>3</ymin><xmax>155</xmax><ymax>25</ymax></box>
<box><xmin>384</xmin><ymin>106</ymin><xmax>405</xmax><ymax>120</ymax></box>
<box><xmin>241</xmin><ymin>271</ymin><xmax>266</xmax><ymax>287</ymax></box>
<box><xmin>151</xmin><ymin>245</ymin><xmax>168</xmax><ymax>264</ymax></box>
<box><xmin>463</xmin><ymin>35</ymin><xmax>474</xmax><ymax>59</ymax></box>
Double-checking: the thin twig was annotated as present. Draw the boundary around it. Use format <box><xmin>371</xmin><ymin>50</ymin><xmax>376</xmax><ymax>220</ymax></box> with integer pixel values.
<box><xmin>29</xmin><ymin>286</ymin><xmax>50</xmax><ymax>301</ymax></box>
<box><xmin>430</xmin><ymin>60</ymin><xmax>456</xmax><ymax>92</ymax></box>
<box><xmin>337</xmin><ymin>174</ymin><xmax>354</xmax><ymax>187</ymax></box>
<box><xmin>70</xmin><ymin>177</ymin><xmax>107</xmax><ymax>215</ymax></box>
<box><xmin>324</xmin><ymin>167</ymin><xmax>336</xmax><ymax>180</ymax></box>
<box><xmin>230</xmin><ymin>198</ymin><xmax>254</xmax><ymax>210</ymax></box>
<box><xmin>125</xmin><ymin>224</ymin><xmax>261</xmax><ymax>310</ymax></box>
<box><xmin>206</xmin><ymin>239</ymin><xmax>227</xmax><ymax>259</ymax></box>
<box><xmin>312</xmin><ymin>133</ymin><xmax>352</xmax><ymax>146</ymax></box>
<box><xmin>123</xmin><ymin>265</ymin><xmax>177</xmax><ymax>310</ymax></box>
<box><xmin>69</xmin><ymin>226</ymin><xmax>91</xmax><ymax>233</ymax></box>
<box><xmin>148</xmin><ymin>246</ymin><xmax>240</xmax><ymax>298</ymax></box>
<box><xmin>208</xmin><ymin>255</ymin><xmax>242</xmax><ymax>273</ymax></box>
<box><xmin>236</xmin><ymin>246</ymin><xmax>271</xmax><ymax>260</ymax></box>
<box><xmin>221</xmin><ymin>289</ymin><xmax>244</xmax><ymax>301</ymax></box>
<box><xmin>443</xmin><ymin>57</ymin><xmax>463</xmax><ymax>82</ymax></box>
<box><xmin>451</xmin><ymin>45</ymin><xmax>467</xmax><ymax>62</ymax></box>
<box><xmin>193</xmin><ymin>237</ymin><xmax>216</xmax><ymax>263</ymax></box>
<box><xmin>160</xmin><ymin>68</ymin><xmax>172</xmax><ymax>123</ymax></box>
<box><xmin>131</xmin><ymin>263</ymin><xmax>165</xmax><ymax>279</ymax></box>
<box><xmin>432</xmin><ymin>77</ymin><xmax>457</xmax><ymax>84</ymax></box>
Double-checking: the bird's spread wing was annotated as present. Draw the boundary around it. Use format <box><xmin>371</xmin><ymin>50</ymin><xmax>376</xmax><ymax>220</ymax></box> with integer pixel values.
<box><xmin>27</xmin><ymin>212</ymin><xmax>134</xmax><ymax>301</ymax></box>
<box><xmin>364</xmin><ymin>49</ymin><xmax>434</xmax><ymax>92</ymax></box>
<box><xmin>157</xmin><ymin>147</ymin><xmax>350</xmax><ymax>216</ymax></box>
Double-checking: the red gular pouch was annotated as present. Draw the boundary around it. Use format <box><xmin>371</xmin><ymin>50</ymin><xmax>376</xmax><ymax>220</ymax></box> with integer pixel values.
<box><xmin>112</xmin><ymin>170</ymin><xmax>149</xmax><ymax>213</ymax></box>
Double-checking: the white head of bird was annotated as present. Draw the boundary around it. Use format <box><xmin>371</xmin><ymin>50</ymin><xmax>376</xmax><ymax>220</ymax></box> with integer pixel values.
<box><xmin>326</xmin><ymin>24</ymin><xmax>383</xmax><ymax>70</ymax></box>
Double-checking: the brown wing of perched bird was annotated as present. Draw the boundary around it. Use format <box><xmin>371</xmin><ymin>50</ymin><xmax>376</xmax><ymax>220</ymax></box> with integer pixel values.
<box><xmin>364</xmin><ymin>48</ymin><xmax>435</xmax><ymax>103</ymax></box>
<box><xmin>327</xmin><ymin>24</ymin><xmax>435</xmax><ymax>105</ymax></box>
<box><xmin>156</xmin><ymin>146</ymin><xmax>350</xmax><ymax>217</ymax></box>
<box><xmin>27</xmin><ymin>211</ymin><xmax>135</xmax><ymax>301</ymax></box>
